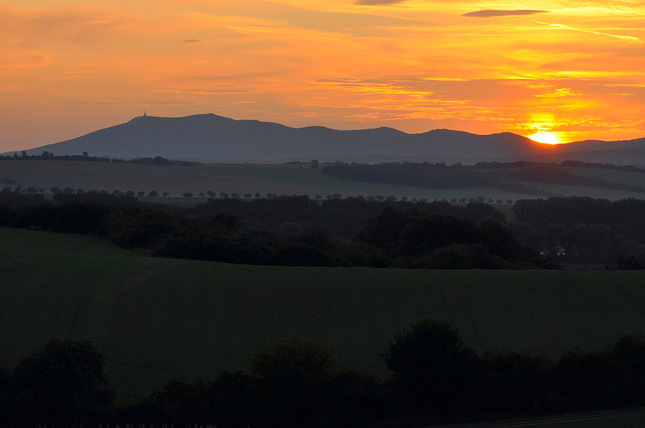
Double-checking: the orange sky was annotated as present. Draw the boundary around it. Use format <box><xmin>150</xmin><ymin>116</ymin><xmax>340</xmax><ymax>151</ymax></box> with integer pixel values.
<box><xmin>1</xmin><ymin>0</ymin><xmax>644</xmax><ymax>151</ymax></box>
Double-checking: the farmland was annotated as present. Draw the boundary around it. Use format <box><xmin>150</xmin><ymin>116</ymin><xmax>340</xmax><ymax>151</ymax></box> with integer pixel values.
<box><xmin>3</xmin><ymin>159</ymin><xmax>645</xmax><ymax>202</ymax></box>
<box><xmin>2</xmin><ymin>226</ymin><xmax>645</xmax><ymax>401</ymax></box>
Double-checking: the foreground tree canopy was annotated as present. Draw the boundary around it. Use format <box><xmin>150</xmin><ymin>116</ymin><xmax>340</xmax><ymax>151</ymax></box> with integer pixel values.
<box><xmin>3</xmin><ymin>339</ymin><xmax>114</xmax><ymax>426</ymax></box>
<box><xmin>3</xmin><ymin>324</ymin><xmax>645</xmax><ymax>426</ymax></box>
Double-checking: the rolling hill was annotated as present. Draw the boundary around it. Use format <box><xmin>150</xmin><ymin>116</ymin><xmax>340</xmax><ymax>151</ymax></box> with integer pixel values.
<box><xmin>16</xmin><ymin>113</ymin><xmax>645</xmax><ymax>164</ymax></box>
<box><xmin>2</xmin><ymin>227</ymin><xmax>645</xmax><ymax>401</ymax></box>
<box><xmin>3</xmin><ymin>158</ymin><xmax>645</xmax><ymax>202</ymax></box>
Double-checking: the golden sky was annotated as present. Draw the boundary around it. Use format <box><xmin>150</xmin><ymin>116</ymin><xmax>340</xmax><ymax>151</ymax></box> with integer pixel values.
<box><xmin>1</xmin><ymin>0</ymin><xmax>644</xmax><ymax>151</ymax></box>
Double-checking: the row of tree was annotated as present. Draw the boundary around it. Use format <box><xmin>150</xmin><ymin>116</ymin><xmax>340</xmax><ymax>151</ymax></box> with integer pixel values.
<box><xmin>512</xmin><ymin>197</ymin><xmax>645</xmax><ymax>265</ymax></box>
<box><xmin>322</xmin><ymin>161</ymin><xmax>645</xmax><ymax>195</ymax></box>
<box><xmin>322</xmin><ymin>162</ymin><xmax>555</xmax><ymax>196</ymax></box>
<box><xmin>1</xmin><ymin>152</ymin><xmax>198</xmax><ymax>166</ymax></box>
<box><xmin>3</xmin><ymin>321</ymin><xmax>645</xmax><ymax>427</ymax></box>
<box><xmin>0</xmin><ymin>189</ymin><xmax>554</xmax><ymax>269</ymax></box>
<box><xmin>1</xmin><ymin>188</ymin><xmax>643</xmax><ymax>268</ymax></box>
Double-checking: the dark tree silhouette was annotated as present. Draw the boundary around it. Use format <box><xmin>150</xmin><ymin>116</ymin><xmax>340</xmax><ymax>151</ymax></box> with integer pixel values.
<box><xmin>382</xmin><ymin>319</ymin><xmax>482</xmax><ymax>421</ymax></box>
<box><xmin>12</xmin><ymin>339</ymin><xmax>114</xmax><ymax>426</ymax></box>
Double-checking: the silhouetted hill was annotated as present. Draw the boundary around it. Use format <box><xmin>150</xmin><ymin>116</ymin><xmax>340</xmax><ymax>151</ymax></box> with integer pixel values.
<box><xmin>18</xmin><ymin>114</ymin><xmax>645</xmax><ymax>164</ymax></box>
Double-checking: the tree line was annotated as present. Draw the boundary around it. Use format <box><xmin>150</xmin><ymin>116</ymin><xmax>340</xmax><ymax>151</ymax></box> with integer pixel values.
<box><xmin>0</xmin><ymin>189</ymin><xmax>554</xmax><ymax>269</ymax></box>
<box><xmin>1</xmin><ymin>188</ymin><xmax>644</xmax><ymax>268</ymax></box>
<box><xmin>321</xmin><ymin>161</ymin><xmax>645</xmax><ymax>195</ymax></box>
<box><xmin>511</xmin><ymin>196</ymin><xmax>645</xmax><ymax>267</ymax></box>
<box><xmin>2</xmin><ymin>321</ymin><xmax>645</xmax><ymax>427</ymax></box>
<box><xmin>0</xmin><ymin>151</ymin><xmax>199</xmax><ymax>166</ymax></box>
<box><xmin>322</xmin><ymin>162</ymin><xmax>555</xmax><ymax>196</ymax></box>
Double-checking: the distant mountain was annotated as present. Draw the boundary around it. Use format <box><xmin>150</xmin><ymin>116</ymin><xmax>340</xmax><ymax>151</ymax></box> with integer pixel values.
<box><xmin>18</xmin><ymin>113</ymin><xmax>645</xmax><ymax>165</ymax></box>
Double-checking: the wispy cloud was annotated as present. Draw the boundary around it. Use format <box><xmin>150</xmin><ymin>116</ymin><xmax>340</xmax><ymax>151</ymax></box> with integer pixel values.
<box><xmin>355</xmin><ymin>0</ymin><xmax>407</xmax><ymax>5</ymax></box>
<box><xmin>536</xmin><ymin>21</ymin><xmax>641</xmax><ymax>42</ymax></box>
<box><xmin>62</xmin><ymin>70</ymin><xmax>103</xmax><ymax>75</ymax></box>
<box><xmin>2</xmin><ymin>0</ymin><xmax>645</xmax><ymax>149</ymax></box>
<box><xmin>463</xmin><ymin>10</ymin><xmax>548</xmax><ymax>18</ymax></box>
<box><xmin>535</xmin><ymin>87</ymin><xmax>581</xmax><ymax>98</ymax></box>
<box><xmin>0</xmin><ymin>52</ymin><xmax>52</xmax><ymax>69</ymax></box>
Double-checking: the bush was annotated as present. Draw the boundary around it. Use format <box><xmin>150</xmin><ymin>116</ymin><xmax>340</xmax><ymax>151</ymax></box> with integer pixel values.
<box><xmin>12</xmin><ymin>339</ymin><xmax>114</xmax><ymax>426</ymax></box>
<box><xmin>382</xmin><ymin>319</ymin><xmax>482</xmax><ymax>421</ymax></box>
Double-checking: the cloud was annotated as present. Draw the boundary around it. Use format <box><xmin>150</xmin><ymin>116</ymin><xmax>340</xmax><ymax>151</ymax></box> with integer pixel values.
<box><xmin>0</xmin><ymin>53</ymin><xmax>52</xmax><ymax>69</ymax></box>
<box><xmin>244</xmin><ymin>4</ymin><xmax>421</xmax><ymax>35</ymax></box>
<box><xmin>183</xmin><ymin>38</ymin><xmax>204</xmax><ymax>43</ymax></box>
<box><xmin>536</xmin><ymin>21</ymin><xmax>641</xmax><ymax>42</ymax></box>
<box><xmin>355</xmin><ymin>0</ymin><xmax>406</xmax><ymax>4</ymax></box>
<box><xmin>463</xmin><ymin>9</ymin><xmax>548</xmax><ymax>18</ymax></box>
<box><xmin>535</xmin><ymin>88</ymin><xmax>581</xmax><ymax>98</ymax></box>
<box><xmin>62</xmin><ymin>70</ymin><xmax>103</xmax><ymax>75</ymax></box>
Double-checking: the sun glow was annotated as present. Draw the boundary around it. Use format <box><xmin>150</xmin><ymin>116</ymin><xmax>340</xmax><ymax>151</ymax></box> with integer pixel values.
<box><xmin>528</xmin><ymin>131</ymin><xmax>563</xmax><ymax>145</ymax></box>
<box><xmin>2</xmin><ymin>1</ymin><xmax>645</xmax><ymax>151</ymax></box>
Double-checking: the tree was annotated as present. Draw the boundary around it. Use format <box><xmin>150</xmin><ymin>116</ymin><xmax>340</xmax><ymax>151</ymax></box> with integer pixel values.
<box><xmin>248</xmin><ymin>337</ymin><xmax>338</xmax><ymax>382</ymax></box>
<box><xmin>382</xmin><ymin>319</ymin><xmax>481</xmax><ymax>420</ymax></box>
<box><xmin>152</xmin><ymin>156</ymin><xmax>171</xmax><ymax>166</ymax></box>
<box><xmin>607</xmin><ymin>255</ymin><xmax>644</xmax><ymax>270</ymax></box>
<box><xmin>12</xmin><ymin>339</ymin><xmax>114</xmax><ymax>425</ymax></box>
<box><xmin>482</xmin><ymin>351</ymin><xmax>555</xmax><ymax>416</ymax></box>
<box><xmin>248</xmin><ymin>338</ymin><xmax>338</xmax><ymax>427</ymax></box>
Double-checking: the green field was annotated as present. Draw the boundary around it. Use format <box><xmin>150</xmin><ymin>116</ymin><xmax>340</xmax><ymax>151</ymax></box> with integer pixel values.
<box><xmin>3</xmin><ymin>159</ymin><xmax>645</xmax><ymax>202</ymax></box>
<box><xmin>446</xmin><ymin>408</ymin><xmax>645</xmax><ymax>427</ymax></box>
<box><xmin>2</xmin><ymin>227</ymin><xmax>645</xmax><ymax>402</ymax></box>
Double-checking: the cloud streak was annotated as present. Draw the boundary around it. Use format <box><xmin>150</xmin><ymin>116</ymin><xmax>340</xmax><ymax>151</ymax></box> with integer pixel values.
<box><xmin>2</xmin><ymin>0</ymin><xmax>645</xmax><ymax>150</ymax></box>
<box><xmin>536</xmin><ymin>21</ymin><xmax>641</xmax><ymax>42</ymax></box>
<box><xmin>355</xmin><ymin>0</ymin><xmax>406</xmax><ymax>4</ymax></box>
<box><xmin>463</xmin><ymin>10</ymin><xmax>548</xmax><ymax>18</ymax></box>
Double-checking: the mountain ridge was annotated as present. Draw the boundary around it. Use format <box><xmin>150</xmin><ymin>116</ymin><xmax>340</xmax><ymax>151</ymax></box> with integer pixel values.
<box><xmin>14</xmin><ymin>113</ymin><xmax>645</xmax><ymax>165</ymax></box>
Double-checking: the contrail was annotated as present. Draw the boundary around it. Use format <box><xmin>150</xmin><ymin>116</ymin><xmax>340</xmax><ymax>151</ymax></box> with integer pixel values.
<box><xmin>536</xmin><ymin>21</ymin><xmax>641</xmax><ymax>43</ymax></box>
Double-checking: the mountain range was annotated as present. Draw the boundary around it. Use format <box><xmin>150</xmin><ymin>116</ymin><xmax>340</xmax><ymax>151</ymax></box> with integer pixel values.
<box><xmin>17</xmin><ymin>113</ymin><xmax>645</xmax><ymax>165</ymax></box>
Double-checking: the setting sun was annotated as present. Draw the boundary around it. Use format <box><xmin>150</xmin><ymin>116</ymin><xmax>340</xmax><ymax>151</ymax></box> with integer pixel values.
<box><xmin>1</xmin><ymin>0</ymin><xmax>644</xmax><ymax>151</ymax></box>
<box><xmin>528</xmin><ymin>132</ymin><xmax>563</xmax><ymax>145</ymax></box>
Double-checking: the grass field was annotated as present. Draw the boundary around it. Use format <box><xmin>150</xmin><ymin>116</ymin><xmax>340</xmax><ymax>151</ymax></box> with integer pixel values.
<box><xmin>1</xmin><ymin>160</ymin><xmax>521</xmax><ymax>200</ymax></box>
<box><xmin>446</xmin><ymin>408</ymin><xmax>645</xmax><ymax>427</ymax></box>
<box><xmin>4</xmin><ymin>159</ymin><xmax>644</xmax><ymax>202</ymax></box>
<box><xmin>2</xmin><ymin>227</ymin><xmax>645</xmax><ymax>402</ymax></box>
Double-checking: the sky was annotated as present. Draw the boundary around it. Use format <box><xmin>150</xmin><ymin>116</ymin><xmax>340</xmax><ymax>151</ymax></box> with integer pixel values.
<box><xmin>1</xmin><ymin>0</ymin><xmax>644</xmax><ymax>151</ymax></box>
